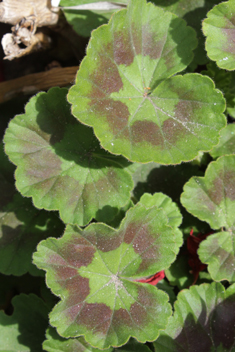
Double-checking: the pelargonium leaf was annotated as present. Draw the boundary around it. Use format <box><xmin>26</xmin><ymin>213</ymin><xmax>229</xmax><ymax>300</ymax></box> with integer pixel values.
<box><xmin>0</xmin><ymin>143</ymin><xmax>63</xmax><ymax>276</ymax></box>
<box><xmin>0</xmin><ymin>294</ymin><xmax>49</xmax><ymax>351</ymax></box>
<box><xmin>153</xmin><ymin>282</ymin><xmax>235</xmax><ymax>352</ymax></box>
<box><xmin>203</xmin><ymin>0</ymin><xmax>235</xmax><ymax>70</ymax></box>
<box><xmin>33</xmin><ymin>202</ymin><xmax>183</xmax><ymax>349</ymax></box>
<box><xmin>181</xmin><ymin>155</ymin><xmax>235</xmax><ymax>230</ymax></box>
<box><xmin>181</xmin><ymin>155</ymin><xmax>235</xmax><ymax>282</ymax></box>
<box><xmin>139</xmin><ymin>193</ymin><xmax>182</xmax><ymax>229</ymax></box>
<box><xmin>210</xmin><ymin>123</ymin><xmax>235</xmax><ymax>158</ymax></box>
<box><xmin>4</xmin><ymin>87</ymin><xmax>133</xmax><ymax>226</ymax></box>
<box><xmin>68</xmin><ymin>0</ymin><xmax>226</xmax><ymax>164</ymax></box>
<box><xmin>198</xmin><ymin>231</ymin><xmax>235</xmax><ymax>282</ymax></box>
<box><xmin>43</xmin><ymin>327</ymin><xmax>151</xmax><ymax>352</ymax></box>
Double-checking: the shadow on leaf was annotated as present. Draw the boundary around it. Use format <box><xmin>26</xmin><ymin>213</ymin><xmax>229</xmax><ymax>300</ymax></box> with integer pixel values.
<box><xmin>155</xmin><ymin>292</ymin><xmax>235</xmax><ymax>352</ymax></box>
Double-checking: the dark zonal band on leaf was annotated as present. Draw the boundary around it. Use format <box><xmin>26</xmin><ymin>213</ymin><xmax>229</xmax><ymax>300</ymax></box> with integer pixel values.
<box><xmin>33</xmin><ymin>201</ymin><xmax>183</xmax><ymax>348</ymax></box>
<box><xmin>68</xmin><ymin>0</ymin><xmax>226</xmax><ymax>164</ymax></box>
<box><xmin>3</xmin><ymin>87</ymin><xmax>134</xmax><ymax>226</ymax></box>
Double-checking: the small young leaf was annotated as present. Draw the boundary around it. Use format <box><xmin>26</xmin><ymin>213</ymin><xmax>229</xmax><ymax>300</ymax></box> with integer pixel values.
<box><xmin>153</xmin><ymin>282</ymin><xmax>235</xmax><ymax>352</ymax></box>
<box><xmin>139</xmin><ymin>193</ymin><xmax>182</xmax><ymax>229</ymax></box>
<box><xmin>210</xmin><ymin>123</ymin><xmax>235</xmax><ymax>158</ymax></box>
<box><xmin>33</xmin><ymin>202</ymin><xmax>183</xmax><ymax>348</ymax></box>
<box><xmin>181</xmin><ymin>155</ymin><xmax>235</xmax><ymax>282</ymax></box>
<box><xmin>4</xmin><ymin>87</ymin><xmax>133</xmax><ymax>226</ymax></box>
<box><xmin>0</xmin><ymin>294</ymin><xmax>49</xmax><ymax>351</ymax></box>
<box><xmin>181</xmin><ymin>155</ymin><xmax>235</xmax><ymax>230</ymax></box>
<box><xmin>203</xmin><ymin>0</ymin><xmax>235</xmax><ymax>70</ymax></box>
<box><xmin>198</xmin><ymin>231</ymin><xmax>235</xmax><ymax>282</ymax></box>
<box><xmin>68</xmin><ymin>0</ymin><xmax>226</xmax><ymax>164</ymax></box>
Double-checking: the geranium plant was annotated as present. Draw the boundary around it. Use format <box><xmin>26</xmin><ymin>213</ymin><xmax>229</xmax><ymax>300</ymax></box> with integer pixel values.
<box><xmin>1</xmin><ymin>0</ymin><xmax>235</xmax><ymax>351</ymax></box>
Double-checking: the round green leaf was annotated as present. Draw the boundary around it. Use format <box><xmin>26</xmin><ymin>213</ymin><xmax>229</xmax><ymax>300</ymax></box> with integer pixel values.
<box><xmin>139</xmin><ymin>193</ymin><xmax>182</xmax><ymax>229</ymax></box>
<box><xmin>203</xmin><ymin>0</ymin><xmax>235</xmax><ymax>70</ymax></box>
<box><xmin>67</xmin><ymin>0</ymin><xmax>226</xmax><ymax>164</ymax></box>
<box><xmin>4</xmin><ymin>87</ymin><xmax>133</xmax><ymax>226</ymax></box>
<box><xmin>33</xmin><ymin>202</ymin><xmax>183</xmax><ymax>348</ymax></box>
<box><xmin>198</xmin><ymin>231</ymin><xmax>235</xmax><ymax>282</ymax></box>
<box><xmin>181</xmin><ymin>155</ymin><xmax>235</xmax><ymax>230</ymax></box>
<box><xmin>153</xmin><ymin>282</ymin><xmax>235</xmax><ymax>352</ymax></box>
<box><xmin>210</xmin><ymin>123</ymin><xmax>235</xmax><ymax>158</ymax></box>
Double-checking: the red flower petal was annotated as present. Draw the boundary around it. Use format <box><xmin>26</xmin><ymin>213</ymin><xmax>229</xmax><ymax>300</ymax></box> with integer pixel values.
<box><xmin>135</xmin><ymin>270</ymin><xmax>165</xmax><ymax>285</ymax></box>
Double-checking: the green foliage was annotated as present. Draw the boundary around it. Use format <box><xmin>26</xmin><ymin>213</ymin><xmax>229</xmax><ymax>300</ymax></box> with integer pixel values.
<box><xmin>1</xmin><ymin>0</ymin><xmax>235</xmax><ymax>350</ymax></box>
<box><xmin>210</xmin><ymin>123</ymin><xmax>235</xmax><ymax>158</ymax></box>
<box><xmin>153</xmin><ymin>282</ymin><xmax>235</xmax><ymax>351</ymax></box>
<box><xmin>4</xmin><ymin>88</ymin><xmax>133</xmax><ymax>226</ymax></box>
<box><xmin>0</xmin><ymin>294</ymin><xmax>49</xmax><ymax>351</ymax></box>
<box><xmin>68</xmin><ymin>0</ymin><xmax>226</xmax><ymax>164</ymax></box>
<box><xmin>33</xmin><ymin>199</ymin><xmax>182</xmax><ymax>348</ymax></box>
<box><xmin>181</xmin><ymin>155</ymin><xmax>235</xmax><ymax>281</ymax></box>
<box><xmin>203</xmin><ymin>0</ymin><xmax>235</xmax><ymax>70</ymax></box>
